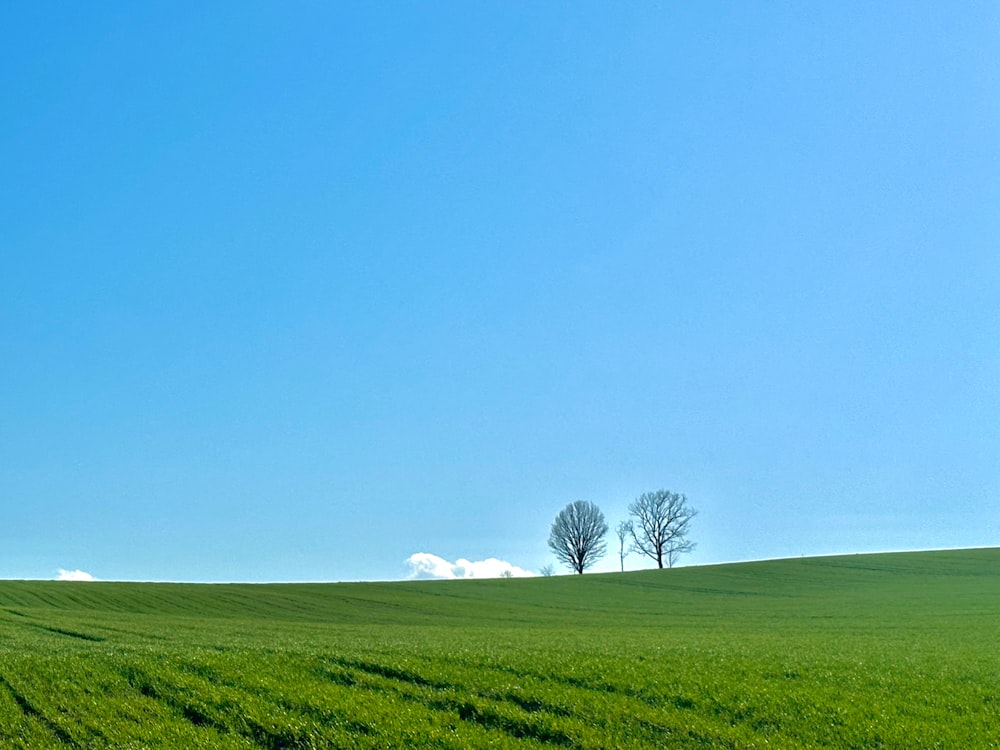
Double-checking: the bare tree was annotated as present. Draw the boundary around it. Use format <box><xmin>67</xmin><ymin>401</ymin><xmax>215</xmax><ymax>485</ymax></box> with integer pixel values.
<box><xmin>615</xmin><ymin>520</ymin><xmax>633</xmax><ymax>572</ymax></box>
<box><xmin>539</xmin><ymin>564</ymin><xmax>555</xmax><ymax>577</ymax></box>
<box><xmin>628</xmin><ymin>490</ymin><xmax>696</xmax><ymax>569</ymax></box>
<box><xmin>548</xmin><ymin>501</ymin><xmax>608</xmax><ymax>574</ymax></box>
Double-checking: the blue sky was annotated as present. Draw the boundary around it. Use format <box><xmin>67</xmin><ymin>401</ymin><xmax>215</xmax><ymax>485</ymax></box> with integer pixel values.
<box><xmin>3</xmin><ymin>3</ymin><xmax>998</xmax><ymax>582</ymax></box>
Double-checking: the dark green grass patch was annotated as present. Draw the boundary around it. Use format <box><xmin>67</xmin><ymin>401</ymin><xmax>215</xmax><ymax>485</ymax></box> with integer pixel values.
<box><xmin>0</xmin><ymin>549</ymin><xmax>998</xmax><ymax>748</ymax></box>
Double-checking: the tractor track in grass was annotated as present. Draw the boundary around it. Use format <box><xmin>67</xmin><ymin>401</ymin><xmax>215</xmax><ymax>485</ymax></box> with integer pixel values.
<box><xmin>164</xmin><ymin>652</ymin><xmax>579</xmax><ymax>747</ymax></box>
<box><xmin>0</xmin><ymin>674</ymin><xmax>82</xmax><ymax>747</ymax></box>
<box><xmin>115</xmin><ymin>663</ymin><xmax>303</xmax><ymax>750</ymax></box>
<box><xmin>318</xmin><ymin>656</ymin><xmax>580</xmax><ymax>747</ymax></box>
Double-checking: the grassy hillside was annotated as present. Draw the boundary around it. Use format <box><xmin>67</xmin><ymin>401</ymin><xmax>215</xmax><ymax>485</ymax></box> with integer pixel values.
<box><xmin>1</xmin><ymin>549</ymin><xmax>998</xmax><ymax>748</ymax></box>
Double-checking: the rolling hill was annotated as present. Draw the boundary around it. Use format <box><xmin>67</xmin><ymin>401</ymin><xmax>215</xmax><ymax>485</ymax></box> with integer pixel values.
<box><xmin>1</xmin><ymin>549</ymin><xmax>997</xmax><ymax>748</ymax></box>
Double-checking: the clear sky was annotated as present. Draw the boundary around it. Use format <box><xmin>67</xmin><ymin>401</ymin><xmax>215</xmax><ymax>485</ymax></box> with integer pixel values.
<box><xmin>3</xmin><ymin>3</ymin><xmax>998</xmax><ymax>582</ymax></box>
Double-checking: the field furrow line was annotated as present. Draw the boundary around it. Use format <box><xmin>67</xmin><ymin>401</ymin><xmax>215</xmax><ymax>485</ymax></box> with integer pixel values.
<box><xmin>0</xmin><ymin>674</ymin><xmax>78</xmax><ymax>747</ymax></box>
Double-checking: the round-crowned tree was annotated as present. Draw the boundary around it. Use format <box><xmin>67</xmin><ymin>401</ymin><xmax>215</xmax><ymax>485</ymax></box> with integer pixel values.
<box><xmin>548</xmin><ymin>501</ymin><xmax>608</xmax><ymax>574</ymax></box>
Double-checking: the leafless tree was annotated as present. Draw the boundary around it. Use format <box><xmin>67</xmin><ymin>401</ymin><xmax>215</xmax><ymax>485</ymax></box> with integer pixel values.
<box><xmin>615</xmin><ymin>520</ymin><xmax>633</xmax><ymax>572</ymax></box>
<box><xmin>548</xmin><ymin>501</ymin><xmax>608</xmax><ymax>574</ymax></box>
<box><xmin>628</xmin><ymin>490</ymin><xmax>696</xmax><ymax>569</ymax></box>
<box><xmin>539</xmin><ymin>564</ymin><xmax>555</xmax><ymax>577</ymax></box>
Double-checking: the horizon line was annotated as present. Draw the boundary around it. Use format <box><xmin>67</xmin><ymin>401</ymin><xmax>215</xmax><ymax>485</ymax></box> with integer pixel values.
<box><xmin>4</xmin><ymin>545</ymin><xmax>996</xmax><ymax>585</ymax></box>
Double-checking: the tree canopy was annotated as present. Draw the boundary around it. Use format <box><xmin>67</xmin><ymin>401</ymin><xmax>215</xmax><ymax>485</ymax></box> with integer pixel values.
<box><xmin>548</xmin><ymin>501</ymin><xmax>608</xmax><ymax>574</ymax></box>
<box><xmin>628</xmin><ymin>490</ymin><xmax>696</xmax><ymax>569</ymax></box>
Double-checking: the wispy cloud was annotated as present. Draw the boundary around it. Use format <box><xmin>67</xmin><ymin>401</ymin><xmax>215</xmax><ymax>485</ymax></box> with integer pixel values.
<box><xmin>57</xmin><ymin>569</ymin><xmax>96</xmax><ymax>582</ymax></box>
<box><xmin>405</xmin><ymin>553</ymin><xmax>535</xmax><ymax>580</ymax></box>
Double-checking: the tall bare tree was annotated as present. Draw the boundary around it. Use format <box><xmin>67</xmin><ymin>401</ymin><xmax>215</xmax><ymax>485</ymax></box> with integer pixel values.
<box><xmin>628</xmin><ymin>490</ymin><xmax>696</xmax><ymax>569</ymax></box>
<box><xmin>615</xmin><ymin>520</ymin><xmax>633</xmax><ymax>572</ymax></box>
<box><xmin>548</xmin><ymin>501</ymin><xmax>608</xmax><ymax>574</ymax></box>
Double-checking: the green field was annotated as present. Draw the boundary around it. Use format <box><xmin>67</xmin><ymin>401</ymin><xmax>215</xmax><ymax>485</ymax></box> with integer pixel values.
<box><xmin>1</xmin><ymin>549</ymin><xmax>998</xmax><ymax>748</ymax></box>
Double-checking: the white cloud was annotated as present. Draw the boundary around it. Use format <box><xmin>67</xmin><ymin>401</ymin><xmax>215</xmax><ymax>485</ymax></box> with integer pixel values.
<box><xmin>57</xmin><ymin>569</ymin><xmax>96</xmax><ymax>582</ymax></box>
<box><xmin>405</xmin><ymin>553</ymin><xmax>535</xmax><ymax>580</ymax></box>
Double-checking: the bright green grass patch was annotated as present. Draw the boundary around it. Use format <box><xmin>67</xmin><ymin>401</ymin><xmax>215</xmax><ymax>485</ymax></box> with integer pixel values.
<box><xmin>0</xmin><ymin>549</ymin><xmax>998</xmax><ymax>748</ymax></box>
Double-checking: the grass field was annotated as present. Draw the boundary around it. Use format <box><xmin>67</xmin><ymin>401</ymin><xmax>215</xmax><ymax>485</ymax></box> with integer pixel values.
<box><xmin>0</xmin><ymin>549</ymin><xmax>998</xmax><ymax>748</ymax></box>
